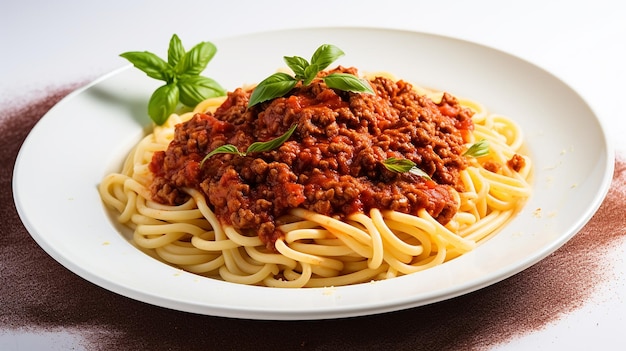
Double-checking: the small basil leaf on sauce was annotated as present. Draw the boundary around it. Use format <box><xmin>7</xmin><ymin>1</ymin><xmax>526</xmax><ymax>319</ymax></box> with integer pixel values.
<box><xmin>178</xmin><ymin>76</ymin><xmax>226</xmax><ymax>107</ymax></box>
<box><xmin>383</xmin><ymin>157</ymin><xmax>415</xmax><ymax>173</ymax></box>
<box><xmin>246</xmin><ymin>124</ymin><xmax>298</xmax><ymax>153</ymax></box>
<box><xmin>167</xmin><ymin>34</ymin><xmax>185</xmax><ymax>66</ymax></box>
<box><xmin>383</xmin><ymin>157</ymin><xmax>432</xmax><ymax>180</ymax></box>
<box><xmin>310</xmin><ymin>44</ymin><xmax>345</xmax><ymax>71</ymax></box>
<box><xmin>120</xmin><ymin>51</ymin><xmax>172</xmax><ymax>81</ymax></box>
<box><xmin>148</xmin><ymin>83</ymin><xmax>179</xmax><ymax>126</ymax></box>
<box><xmin>463</xmin><ymin>139</ymin><xmax>489</xmax><ymax>157</ymax></box>
<box><xmin>408</xmin><ymin>167</ymin><xmax>432</xmax><ymax>180</ymax></box>
<box><xmin>200</xmin><ymin>145</ymin><xmax>241</xmax><ymax>168</ymax></box>
<box><xmin>200</xmin><ymin>124</ymin><xmax>298</xmax><ymax>167</ymax></box>
<box><xmin>323</xmin><ymin>73</ymin><xmax>375</xmax><ymax>94</ymax></box>
<box><xmin>205</xmin><ymin>144</ymin><xmax>244</xmax><ymax>158</ymax></box>
<box><xmin>248</xmin><ymin>73</ymin><xmax>298</xmax><ymax>107</ymax></box>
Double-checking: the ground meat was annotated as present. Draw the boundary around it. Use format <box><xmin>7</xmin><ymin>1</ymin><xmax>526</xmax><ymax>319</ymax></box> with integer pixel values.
<box><xmin>149</xmin><ymin>67</ymin><xmax>473</xmax><ymax>249</ymax></box>
<box><xmin>507</xmin><ymin>154</ymin><xmax>526</xmax><ymax>172</ymax></box>
<box><xmin>483</xmin><ymin>160</ymin><xmax>502</xmax><ymax>174</ymax></box>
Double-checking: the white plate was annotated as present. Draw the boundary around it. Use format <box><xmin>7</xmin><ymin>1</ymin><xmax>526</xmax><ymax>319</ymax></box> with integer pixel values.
<box><xmin>13</xmin><ymin>27</ymin><xmax>613</xmax><ymax>320</ymax></box>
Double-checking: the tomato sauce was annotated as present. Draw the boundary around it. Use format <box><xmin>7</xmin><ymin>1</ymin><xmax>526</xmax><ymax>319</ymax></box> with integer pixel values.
<box><xmin>149</xmin><ymin>67</ymin><xmax>473</xmax><ymax>248</ymax></box>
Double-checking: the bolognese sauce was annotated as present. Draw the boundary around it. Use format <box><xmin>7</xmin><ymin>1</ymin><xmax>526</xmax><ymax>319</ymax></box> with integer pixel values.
<box><xmin>149</xmin><ymin>67</ymin><xmax>474</xmax><ymax>249</ymax></box>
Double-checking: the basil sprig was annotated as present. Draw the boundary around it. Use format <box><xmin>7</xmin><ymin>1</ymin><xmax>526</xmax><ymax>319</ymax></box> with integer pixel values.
<box><xmin>463</xmin><ymin>139</ymin><xmax>490</xmax><ymax>157</ymax></box>
<box><xmin>248</xmin><ymin>44</ymin><xmax>375</xmax><ymax>107</ymax></box>
<box><xmin>200</xmin><ymin>124</ymin><xmax>298</xmax><ymax>166</ymax></box>
<box><xmin>383</xmin><ymin>157</ymin><xmax>432</xmax><ymax>180</ymax></box>
<box><xmin>120</xmin><ymin>34</ymin><xmax>226</xmax><ymax>125</ymax></box>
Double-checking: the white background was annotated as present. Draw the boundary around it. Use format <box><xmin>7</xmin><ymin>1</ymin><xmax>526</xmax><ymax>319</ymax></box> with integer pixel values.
<box><xmin>2</xmin><ymin>0</ymin><xmax>625</xmax><ymax>349</ymax></box>
<box><xmin>2</xmin><ymin>0</ymin><xmax>625</xmax><ymax>153</ymax></box>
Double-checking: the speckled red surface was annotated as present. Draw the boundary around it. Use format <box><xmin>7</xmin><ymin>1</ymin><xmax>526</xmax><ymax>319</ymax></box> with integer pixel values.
<box><xmin>1</xmin><ymin>87</ymin><xmax>624</xmax><ymax>350</ymax></box>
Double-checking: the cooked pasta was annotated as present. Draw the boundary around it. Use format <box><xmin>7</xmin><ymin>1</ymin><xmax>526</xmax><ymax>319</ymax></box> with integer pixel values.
<box><xmin>99</xmin><ymin>69</ymin><xmax>531</xmax><ymax>288</ymax></box>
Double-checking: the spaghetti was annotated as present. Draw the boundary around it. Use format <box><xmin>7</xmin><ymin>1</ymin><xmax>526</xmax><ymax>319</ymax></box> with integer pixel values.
<box><xmin>99</xmin><ymin>69</ymin><xmax>532</xmax><ymax>288</ymax></box>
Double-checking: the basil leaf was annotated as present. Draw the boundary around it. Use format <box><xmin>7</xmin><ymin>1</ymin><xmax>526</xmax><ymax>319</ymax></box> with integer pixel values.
<box><xmin>323</xmin><ymin>73</ymin><xmax>375</xmax><ymax>94</ymax></box>
<box><xmin>408</xmin><ymin>167</ymin><xmax>432</xmax><ymax>180</ymax></box>
<box><xmin>302</xmin><ymin>63</ymin><xmax>320</xmax><ymax>86</ymax></box>
<box><xmin>148</xmin><ymin>83</ymin><xmax>179</xmax><ymax>125</ymax></box>
<box><xmin>383</xmin><ymin>157</ymin><xmax>415</xmax><ymax>173</ymax></box>
<box><xmin>206</xmin><ymin>144</ymin><xmax>243</xmax><ymax>158</ymax></box>
<box><xmin>123</xmin><ymin>35</ymin><xmax>226</xmax><ymax>126</ymax></box>
<box><xmin>283</xmin><ymin>56</ymin><xmax>309</xmax><ymax>79</ymax></box>
<box><xmin>246</xmin><ymin>124</ymin><xmax>297</xmax><ymax>153</ymax></box>
<box><xmin>247</xmin><ymin>44</ymin><xmax>365</xmax><ymax>107</ymax></box>
<box><xmin>383</xmin><ymin>157</ymin><xmax>432</xmax><ymax>180</ymax></box>
<box><xmin>248</xmin><ymin>73</ymin><xmax>297</xmax><ymax>107</ymax></box>
<box><xmin>167</xmin><ymin>34</ymin><xmax>185</xmax><ymax>66</ymax></box>
<box><xmin>178</xmin><ymin>76</ymin><xmax>226</xmax><ymax>107</ymax></box>
<box><xmin>463</xmin><ymin>139</ymin><xmax>489</xmax><ymax>157</ymax></box>
<box><xmin>200</xmin><ymin>145</ymin><xmax>242</xmax><ymax>167</ymax></box>
<box><xmin>120</xmin><ymin>51</ymin><xmax>172</xmax><ymax>81</ymax></box>
<box><xmin>200</xmin><ymin>125</ymin><xmax>297</xmax><ymax>167</ymax></box>
<box><xmin>310</xmin><ymin>44</ymin><xmax>344</xmax><ymax>71</ymax></box>
<box><xmin>174</xmin><ymin>41</ymin><xmax>217</xmax><ymax>76</ymax></box>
